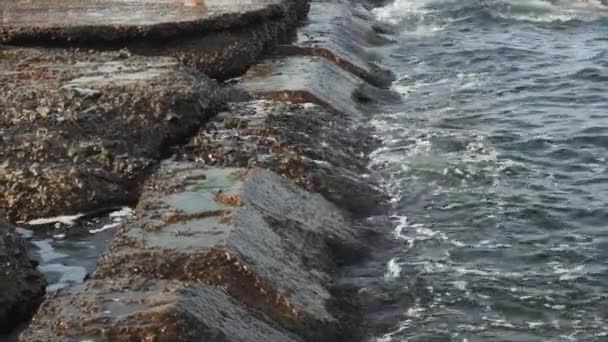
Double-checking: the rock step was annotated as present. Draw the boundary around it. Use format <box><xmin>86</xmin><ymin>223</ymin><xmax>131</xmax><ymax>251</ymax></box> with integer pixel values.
<box><xmin>238</xmin><ymin>56</ymin><xmax>377</xmax><ymax>118</ymax></box>
<box><xmin>0</xmin><ymin>47</ymin><xmax>226</xmax><ymax>221</ymax></box>
<box><xmin>276</xmin><ymin>2</ymin><xmax>395</xmax><ymax>88</ymax></box>
<box><xmin>20</xmin><ymin>277</ymin><xmax>302</xmax><ymax>342</ymax></box>
<box><xmin>0</xmin><ymin>0</ymin><xmax>309</xmax><ymax>80</ymax></box>
<box><xmin>0</xmin><ymin>0</ymin><xmax>299</xmax><ymax>45</ymax></box>
<box><xmin>21</xmin><ymin>165</ymin><xmax>365</xmax><ymax>341</ymax></box>
<box><xmin>182</xmin><ymin>100</ymin><xmax>389</xmax><ymax>217</ymax></box>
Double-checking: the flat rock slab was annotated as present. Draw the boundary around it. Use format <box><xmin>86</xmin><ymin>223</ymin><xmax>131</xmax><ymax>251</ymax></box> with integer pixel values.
<box><xmin>239</xmin><ymin>56</ymin><xmax>376</xmax><ymax>118</ymax></box>
<box><xmin>0</xmin><ymin>217</ymin><xmax>46</xmax><ymax>333</ymax></box>
<box><xmin>90</xmin><ymin>165</ymin><xmax>361</xmax><ymax>341</ymax></box>
<box><xmin>0</xmin><ymin>0</ymin><xmax>309</xmax><ymax>80</ymax></box>
<box><xmin>0</xmin><ymin>47</ymin><xmax>225</xmax><ymax>221</ymax></box>
<box><xmin>182</xmin><ymin>100</ymin><xmax>388</xmax><ymax>216</ymax></box>
<box><xmin>20</xmin><ymin>277</ymin><xmax>301</xmax><ymax>342</ymax></box>
<box><xmin>0</xmin><ymin>0</ymin><xmax>286</xmax><ymax>44</ymax></box>
<box><xmin>277</xmin><ymin>2</ymin><xmax>395</xmax><ymax>88</ymax></box>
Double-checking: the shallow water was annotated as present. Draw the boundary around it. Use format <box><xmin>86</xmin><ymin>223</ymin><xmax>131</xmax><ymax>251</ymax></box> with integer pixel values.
<box><xmin>17</xmin><ymin>208</ymin><xmax>132</xmax><ymax>293</ymax></box>
<box><xmin>367</xmin><ymin>0</ymin><xmax>608</xmax><ymax>341</ymax></box>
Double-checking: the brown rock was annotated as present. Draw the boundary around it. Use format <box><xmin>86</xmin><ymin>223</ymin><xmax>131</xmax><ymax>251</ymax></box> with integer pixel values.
<box><xmin>276</xmin><ymin>2</ymin><xmax>395</xmax><ymax>88</ymax></box>
<box><xmin>0</xmin><ymin>0</ymin><xmax>310</xmax><ymax>80</ymax></box>
<box><xmin>20</xmin><ymin>277</ymin><xmax>301</xmax><ymax>342</ymax></box>
<box><xmin>182</xmin><ymin>100</ymin><xmax>389</xmax><ymax>217</ymax></box>
<box><xmin>0</xmin><ymin>47</ymin><xmax>226</xmax><ymax>221</ymax></box>
<box><xmin>0</xmin><ymin>216</ymin><xmax>46</xmax><ymax>333</ymax></box>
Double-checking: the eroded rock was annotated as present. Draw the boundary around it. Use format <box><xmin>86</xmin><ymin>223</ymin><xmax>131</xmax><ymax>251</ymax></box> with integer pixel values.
<box><xmin>20</xmin><ymin>277</ymin><xmax>301</xmax><ymax>342</ymax></box>
<box><xmin>87</xmin><ymin>165</ymin><xmax>363</xmax><ymax>341</ymax></box>
<box><xmin>22</xmin><ymin>165</ymin><xmax>365</xmax><ymax>341</ymax></box>
<box><xmin>0</xmin><ymin>47</ymin><xmax>226</xmax><ymax>221</ymax></box>
<box><xmin>276</xmin><ymin>2</ymin><xmax>395</xmax><ymax>88</ymax></box>
<box><xmin>182</xmin><ymin>100</ymin><xmax>388</xmax><ymax>217</ymax></box>
<box><xmin>238</xmin><ymin>56</ymin><xmax>396</xmax><ymax>118</ymax></box>
<box><xmin>0</xmin><ymin>216</ymin><xmax>46</xmax><ymax>333</ymax></box>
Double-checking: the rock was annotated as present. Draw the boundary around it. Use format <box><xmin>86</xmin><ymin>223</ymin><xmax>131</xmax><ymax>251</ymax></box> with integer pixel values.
<box><xmin>276</xmin><ymin>2</ymin><xmax>395</xmax><ymax>88</ymax></box>
<box><xmin>20</xmin><ymin>277</ymin><xmax>301</xmax><ymax>342</ymax></box>
<box><xmin>238</xmin><ymin>56</ymin><xmax>397</xmax><ymax>119</ymax></box>
<box><xmin>0</xmin><ymin>0</ymin><xmax>310</xmax><ymax>80</ymax></box>
<box><xmin>182</xmin><ymin>100</ymin><xmax>389</xmax><ymax>217</ymax></box>
<box><xmin>0</xmin><ymin>216</ymin><xmax>46</xmax><ymax>333</ymax></box>
<box><xmin>21</xmin><ymin>165</ymin><xmax>366</xmax><ymax>341</ymax></box>
<box><xmin>0</xmin><ymin>47</ymin><xmax>226</xmax><ymax>221</ymax></box>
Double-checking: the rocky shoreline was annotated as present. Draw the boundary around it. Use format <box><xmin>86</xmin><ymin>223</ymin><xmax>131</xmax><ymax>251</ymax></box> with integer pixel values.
<box><xmin>0</xmin><ymin>0</ymin><xmax>395</xmax><ymax>340</ymax></box>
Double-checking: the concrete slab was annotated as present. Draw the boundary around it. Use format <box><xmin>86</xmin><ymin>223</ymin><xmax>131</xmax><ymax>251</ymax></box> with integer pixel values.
<box><xmin>276</xmin><ymin>2</ymin><xmax>395</xmax><ymax>88</ymax></box>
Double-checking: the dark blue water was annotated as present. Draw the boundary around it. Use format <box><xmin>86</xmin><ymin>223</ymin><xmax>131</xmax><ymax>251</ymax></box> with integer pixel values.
<box><xmin>368</xmin><ymin>1</ymin><xmax>608</xmax><ymax>341</ymax></box>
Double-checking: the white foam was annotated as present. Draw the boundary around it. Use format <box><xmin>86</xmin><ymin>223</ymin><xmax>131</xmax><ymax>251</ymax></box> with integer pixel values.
<box><xmin>552</xmin><ymin>264</ymin><xmax>586</xmax><ymax>281</ymax></box>
<box><xmin>27</xmin><ymin>213</ymin><xmax>84</xmax><ymax>226</ymax></box>
<box><xmin>89</xmin><ymin>222</ymin><xmax>120</xmax><ymax>234</ymax></box>
<box><xmin>385</xmin><ymin>258</ymin><xmax>403</xmax><ymax>279</ymax></box>
<box><xmin>109</xmin><ymin>207</ymin><xmax>133</xmax><ymax>218</ymax></box>
<box><xmin>405</xmin><ymin>305</ymin><xmax>427</xmax><ymax>318</ymax></box>
<box><xmin>452</xmin><ymin>280</ymin><xmax>468</xmax><ymax>290</ymax></box>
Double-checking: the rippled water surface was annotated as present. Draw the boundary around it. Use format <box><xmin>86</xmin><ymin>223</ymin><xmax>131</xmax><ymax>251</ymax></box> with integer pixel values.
<box><xmin>368</xmin><ymin>0</ymin><xmax>608</xmax><ymax>340</ymax></box>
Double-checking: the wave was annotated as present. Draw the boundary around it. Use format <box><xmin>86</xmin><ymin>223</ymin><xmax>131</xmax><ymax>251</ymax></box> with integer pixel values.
<box><xmin>373</xmin><ymin>0</ymin><xmax>608</xmax><ymax>27</ymax></box>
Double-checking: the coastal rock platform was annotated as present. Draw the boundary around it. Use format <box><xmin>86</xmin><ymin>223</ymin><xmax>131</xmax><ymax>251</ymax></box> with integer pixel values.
<box><xmin>0</xmin><ymin>217</ymin><xmax>46</xmax><ymax>333</ymax></box>
<box><xmin>0</xmin><ymin>0</ymin><xmax>309</xmax><ymax>79</ymax></box>
<box><xmin>1</xmin><ymin>0</ymin><xmax>394</xmax><ymax>340</ymax></box>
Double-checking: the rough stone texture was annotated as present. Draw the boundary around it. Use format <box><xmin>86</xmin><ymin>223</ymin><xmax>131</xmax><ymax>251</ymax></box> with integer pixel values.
<box><xmin>181</xmin><ymin>100</ymin><xmax>388</xmax><ymax>217</ymax></box>
<box><xmin>0</xmin><ymin>0</ymin><xmax>310</xmax><ymax>80</ymax></box>
<box><xmin>276</xmin><ymin>2</ymin><xmax>395</xmax><ymax>88</ymax></box>
<box><xmin>20</xmin><ymin>277</ymin><xmax>301</xmax><ymax>342</ymax></box>
<box><xmin>0</xmin><ymin>0</ymin><xmax>293</xmax><ymax>45</ymax></box>
<box><xmin>96</xmin><ymin>166</ymin><xmax>362</xmax><ymax>340</ymax></box>
<box><xmin>0</xmin><ymin>47</ymin><xmax>226</xmax><ymax>221</ymax></box>
<box><xmin>0</xmin><ymin>216</ymin><xmax>46</xmax><ymax>333</ymax></box>
<box><xmin>130</xmin><ymin>0</ymin><xmax>310</xmax><ymax>79</ymax></box>
<box><xmin>21</xmin><ymin>166</ymin><xmax>364</xmax><ymax>341</ymax></box>
<box><xmin>238</xmin><ymin>56</ymin><xmax>395</xmax><ymax>119</ymax></box>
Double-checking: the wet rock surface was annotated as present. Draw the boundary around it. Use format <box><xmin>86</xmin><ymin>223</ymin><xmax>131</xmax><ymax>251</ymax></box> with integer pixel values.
<box><xmin>3</xmin><ymin>0</ymin><xmax>396</xmax><ymax>339</ymax></box>
<box><xmin>181</xmin><ymin>100</ymin><xmax>388</xmax><ymax>217</ymax></box>
<box><xmin>276</xmin><ymin>2</ymin><xmax>395</xmax><ymax>88</ymax></box>
<box><xmin>0</xmin><ymin>0</ymin><xmax>309</xmax><ymax>80</ymax></box>
<box><xmin>21</xmin><ymin>165</ymin><xmax>365</xmax><ymax>341</ymax></box>
<box><xmin>239</xmin><ymin>56</ymin><xmax>375</xmax><ymax>118</ymax></box>
<box><xmin>0</xmin><ymin>217</ymin><xmax>46</xmax><ymax>333</ymax></box>
<box><xmin>0</xmin><ymin>0</ymin><xmax>294</xmax><ymax>45</ymax></box>
<box><xmin>20</xmin><ymin>277</ymin><xmax>302</xmax><ymax>342</ymax></box>
<box><xmin>0</xmin><ymin>47</ymin><xmax>226</xmax><ymax>221</ymax></box>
